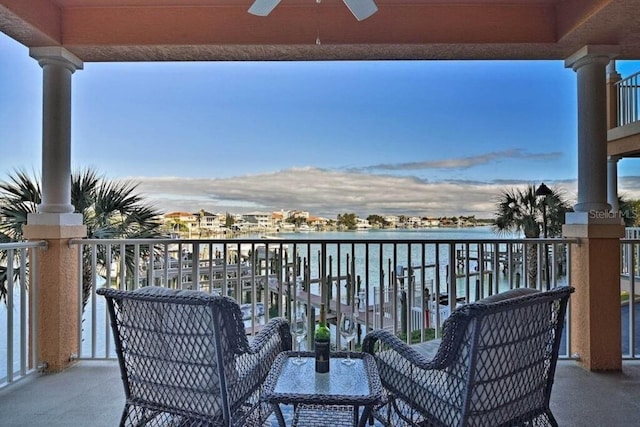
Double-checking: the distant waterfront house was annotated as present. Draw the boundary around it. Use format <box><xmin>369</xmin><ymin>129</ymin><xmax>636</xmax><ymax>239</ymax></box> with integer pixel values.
<box><xmin>243</xmin><ymin>211</ymin><xmax>273</xmax><ymax>228</ymax></box>
<box><xmin>290</xmin><ymin>210</ymin><xmax>310</xmax><ymax>220</ymax></box>
<box><xmin>356</xmin><ymin>217</ymin><xmax>373</xmax><ymax>230</ymax></box>
<box><xmin>271</xmin><ymin>211</ymin><xmax>285</xmax><ymax>227</ymax></box>
<box><xmin>162</xmin><ymin>211</ymin><xmax>229</xmax><ymax>236</ymax></box>
<box><xmin>163</xmin><ymin>211</ymin><xmax>197</xmax><ymax>230</ymax></box>
<box><xmin>423</xmin><ymin>217</ymin><xmax>441</xmax><ymax>227</ymax></box>
<box><xmin>408</xmin><ymin>216</ymin><xmax>422</xmax><ymax>227</ymax></box>
<box><xmin>308</xmin><ymin>216</ymin><xmax>329</xmax><ymax>229</ymax></box>
<box><xmin>164</xmin><ymin>211</ymin><xmax>196</xmax><ymax>222</ymax></box>
<box><xmin>384</xmin><ymin>215</ymin><xmax>400</xmax><ymax>228</ymax></box>
<box><xmin>197</xmin><ymin>210</ymin><xmax>221</xmax><ymax>229</ymax></box>
<box><xmin>439</xmin><ymin>217</ymin><xmax>456</xmax><ymax>227</ymax></box>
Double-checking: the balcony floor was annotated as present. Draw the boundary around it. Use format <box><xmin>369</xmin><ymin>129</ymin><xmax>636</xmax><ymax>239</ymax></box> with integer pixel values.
<box><xmin>1</xmin><ymin>360</ymin><xmax>639</xmax><ymax>426</ymax></box>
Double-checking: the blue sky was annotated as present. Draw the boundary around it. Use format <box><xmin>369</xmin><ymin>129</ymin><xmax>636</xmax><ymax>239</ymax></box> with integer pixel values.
<box><xmin>1</xmin><ymin>31</ymin><xmax>639</xmax><ymax>219</ymax></box>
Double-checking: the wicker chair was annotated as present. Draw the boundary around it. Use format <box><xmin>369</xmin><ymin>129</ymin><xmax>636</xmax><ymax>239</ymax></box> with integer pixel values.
<box><xmin>97</xmin><ymin>286</ymin><xmax>292</xmax><ymax>427</ymax></box>
<box><xmin>363</xmin><ymin>286</ymin><xmax>574</xmax><ymax>427</ymax></box>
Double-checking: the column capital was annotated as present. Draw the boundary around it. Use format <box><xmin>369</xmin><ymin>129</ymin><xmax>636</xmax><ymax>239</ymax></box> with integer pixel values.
<box><xmin>29</xmin><ymin>46</ymin><xmax>84</xmax><ymax>72</ymax></box>
<box><xmin>607</xmin><ymin>60</ymin><xmax>622</xmax><ymax>82</ymax></box>
<box><xmin>565</xmin><ymin>45</ymin><xmax>619</xmax><ymax>71</ymax></box>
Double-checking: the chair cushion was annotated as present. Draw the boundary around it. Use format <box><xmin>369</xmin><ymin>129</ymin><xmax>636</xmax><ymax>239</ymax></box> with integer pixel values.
<box><xmin>476</xmin><ymin>287</ymin><xmax>539</xmax><ymax>304</ymax></box>
<box><xmin>412</xmin><ymin>339</ymin><xmax>441</xmax><ymax>360</ymax></box>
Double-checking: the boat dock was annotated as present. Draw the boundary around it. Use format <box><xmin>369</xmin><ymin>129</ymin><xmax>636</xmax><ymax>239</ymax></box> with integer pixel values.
<box><xmin>264</xmin><ymin>277</ymin><xmax>440</xmax><ymax>334</ymax></box>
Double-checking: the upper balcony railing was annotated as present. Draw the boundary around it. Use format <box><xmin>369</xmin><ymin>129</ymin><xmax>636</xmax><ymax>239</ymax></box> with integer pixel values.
<box><xmin>616</xmin><ymin>71</ymin><xmax>640</xmax><ymax>127</ymax></box>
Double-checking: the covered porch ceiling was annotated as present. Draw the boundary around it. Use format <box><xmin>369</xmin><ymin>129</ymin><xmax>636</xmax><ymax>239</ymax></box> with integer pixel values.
<box><xmin>0</xmin><ymin>0</ymin><xmax>639</xmax><ymax>62</ymax></box>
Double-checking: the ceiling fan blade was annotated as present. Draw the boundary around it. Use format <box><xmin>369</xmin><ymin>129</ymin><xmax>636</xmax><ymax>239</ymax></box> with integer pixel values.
<box><xmin>342</xmin><ymin>0</ymin><xmax>378</xmax><ymax>21</ymax></box>
<box><xmin>248</xmin><ymin>0</ymin><xmax>281</xmax><ymax>16</ymax></box>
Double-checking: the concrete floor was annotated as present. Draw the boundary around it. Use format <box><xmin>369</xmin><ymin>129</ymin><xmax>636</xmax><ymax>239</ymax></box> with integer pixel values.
<box><xmin>0</xmin><ymin>360</ymin><xmax>639</xmax><ymax>426</ymax></box>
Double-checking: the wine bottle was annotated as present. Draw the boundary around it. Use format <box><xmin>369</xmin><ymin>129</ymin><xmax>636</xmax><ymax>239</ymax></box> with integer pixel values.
<box><xmin>315</xmin><ymin>303</ymin><xmax>330</xmax><ymax>373</ymax></box>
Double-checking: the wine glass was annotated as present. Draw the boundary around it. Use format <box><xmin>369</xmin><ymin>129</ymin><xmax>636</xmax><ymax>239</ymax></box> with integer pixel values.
<box><xmin>339</xmin><ymin>310</ymin><xmax>357</xmax><ymax>366</ymax></box>
<box><xmin>290</xmin><ymin>306</ymin><xmax>308</xmax><ymax>366</ymax></box>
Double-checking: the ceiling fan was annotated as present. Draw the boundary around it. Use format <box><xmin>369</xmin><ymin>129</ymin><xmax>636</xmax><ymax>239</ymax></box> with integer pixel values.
<box><xmin>248</xmin><ymin>0</ymin><xmax>378</xmax><ymax>22</ymax></box>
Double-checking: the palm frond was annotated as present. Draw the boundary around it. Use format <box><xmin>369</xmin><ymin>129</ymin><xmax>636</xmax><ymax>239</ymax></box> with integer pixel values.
<box><xmin>1</xmin><ymin>167</ymin><xmax>164</xmax><ymax>308</ymax></box>
<box><xmin>492</xmin><ymin>184</ymin><xmax>570</xmax><ymax>238</ymax></box>
<box><xmin>0</xmin><ymin>169</ymin><xmax>41</xmax><ymax>205</ymax></box>
<box><xmin>72</xmin><ymin>168</ymin><xmax>99</xmax><ymax>213</ymax></box>
<box><xmin>0</xmin><ymin>169</ymin><xmax>40</xmax><ymax>241</ymax></box>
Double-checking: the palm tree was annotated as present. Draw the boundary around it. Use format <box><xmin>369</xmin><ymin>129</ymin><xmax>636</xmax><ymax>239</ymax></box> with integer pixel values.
<box><xmin>0</xmin><ymin>168</ymin><xmax>163</xmax><ymax>309</ymax></box>
<box><xmin>492</xmin><ymin>184</ymin><xmax>571</xmax><ymax>286</ymax></box>
<box><xmin>619</xmin><ymin>196</ymin><xmax>640</xmax><ymax>227</ymax></box>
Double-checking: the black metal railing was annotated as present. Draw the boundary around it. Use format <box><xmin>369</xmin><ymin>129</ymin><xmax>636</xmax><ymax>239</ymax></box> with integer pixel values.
<box><xmin>616</xmin><ymin>71</ymin><xmax>640</xmax><ymax>127</ymax></box>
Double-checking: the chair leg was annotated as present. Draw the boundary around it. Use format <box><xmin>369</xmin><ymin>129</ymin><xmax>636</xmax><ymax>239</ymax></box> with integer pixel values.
<box><xmin>545</xmin><ymin>410</ymin><xmax>559</xmax><ymax>427</ymax></box>
<box><xmin>122</xmin><ymin>404</ymin><xmax>164</xmax><ymax>427</ymax></box>
<box><xmin>118</xmin><ymin>404</ymin><xmax>128</xmax><ymax>427</ymax></box>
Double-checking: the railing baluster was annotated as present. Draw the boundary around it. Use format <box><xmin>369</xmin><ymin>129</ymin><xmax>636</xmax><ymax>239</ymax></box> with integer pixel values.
<box><xmin>19</xmin><ymin>248</ymin><xmax>27</xmax><ymax>377</ymax></box>
<box><xmin>31</xmin><ymin>245</ymin><xmax>40</xmax><ymax>375</ymax></box>
<box><xmin>7</xmin><ymin>248</ymin><xmax>14</xmax><ymax>384</ymax></box>
<box><xmin>448</xmin><ymin>243</ymin><xmax>456</xmax><ymax>317</ymax></box>
<box><xmin>91</xmin><ymin>244</ymin><xmax>98</xmax><ymax>358</ymax></box>
<box><xmin>631</xmin><ymin>243</ymin><xmax>637</xmax><ymax>358</ymax></box>
<box><xmin>76</xmin><ymin>243</ymin><xmax>83</xmax><ymax>358</ymax></box>
<box><xmin>628</xmin><ymin>241</ymin><xmax>637</xmax><ymax>358</ymax></box>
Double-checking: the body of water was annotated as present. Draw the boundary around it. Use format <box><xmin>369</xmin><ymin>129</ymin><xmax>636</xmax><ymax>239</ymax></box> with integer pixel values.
<box><xmin>256</xmin><ymin>225</ymin><xmax>516</xmax><ymax>241</ymax></box>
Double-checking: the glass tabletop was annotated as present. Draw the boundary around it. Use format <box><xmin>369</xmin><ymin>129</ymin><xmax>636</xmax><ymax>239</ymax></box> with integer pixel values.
<box><xmin>264</xmin><ymin>351</ymin><xmax>383</xmax><ymax>406</ymax></box>
<box><xmin>274</xmin><ymin>356</ymin><xmax>370</xmax><ymax>397</ymax></box>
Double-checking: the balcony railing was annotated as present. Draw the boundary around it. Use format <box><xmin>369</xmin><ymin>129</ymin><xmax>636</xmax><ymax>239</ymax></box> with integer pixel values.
<box><xmin>2</xmin><ymin>236</ymin><xmax>639</xmax><ymax>391</ymax></box>
<box><xmin>0</xmin><ymin>241</ymin><xmax>47</xmax><ymax>389</ymax></box>
<box><xmin>621</xmin><ymin>237</ymin><xmax>640</xmax><ymax>357</ymax></box>
<box><xmin>71</xmin><ymin>237</ymin><xmax>574</xmax><ymax>358</ymax></box>
<box><xmin>616</xmin><ymin>71</ymin><xmax>640</xmax><ymax>127</ymax></box>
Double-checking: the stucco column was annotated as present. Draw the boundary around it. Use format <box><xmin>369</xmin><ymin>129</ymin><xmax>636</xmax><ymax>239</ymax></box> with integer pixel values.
<box><xmin>564</xmin><ymin>46</ymin><xmax>625</xmax><ymax>371</ymax></box>
<box><xmin>23</xmin><ymin>47</ymin><xmax>86</xmax><ymax>373</ymax></box>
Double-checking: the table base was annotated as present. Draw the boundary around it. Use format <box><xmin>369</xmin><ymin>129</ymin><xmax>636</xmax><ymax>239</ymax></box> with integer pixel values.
<box><xmin>292</xmin><ymin>404</ymin><xmax>357</xmax><ymax>427</ymax></box>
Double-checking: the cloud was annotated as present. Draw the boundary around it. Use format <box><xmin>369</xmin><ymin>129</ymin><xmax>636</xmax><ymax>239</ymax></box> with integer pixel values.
<box><xmin>619</xmin><ymin>176</ymin><xmax>640</xmax><ymax>200</ymax></box>
<box><xmin>128</xmin><ymin>167</ymin><xmax>588</xmax><ymax>220</ymax></box>
<box><xmin>361</xmin><ymin>149</ymin><xmax>563</xmax><ymax>171</ymax></box>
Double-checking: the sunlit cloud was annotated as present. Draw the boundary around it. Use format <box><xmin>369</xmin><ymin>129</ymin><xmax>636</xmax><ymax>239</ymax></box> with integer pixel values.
<box><xmin>129</xmin><ymin>167</ymin><xmax>619</xmax><ymax>220</ymax></box>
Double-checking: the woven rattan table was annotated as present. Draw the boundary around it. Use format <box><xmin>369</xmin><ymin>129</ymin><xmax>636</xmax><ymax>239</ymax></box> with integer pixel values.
<box><xmin>263</xmin><ymin>351</ymin><xmax>384</xmax><ymax>427</ymax></box>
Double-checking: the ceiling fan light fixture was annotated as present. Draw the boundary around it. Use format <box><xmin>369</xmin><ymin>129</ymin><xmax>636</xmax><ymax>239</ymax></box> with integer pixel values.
<box><xmin>342</xmin><ymin>0</ymin><xmax>378</xmax><ymax>21</ymax></box>
<box><xmin>248</xmin><ymin>0</ymin><xmax>281</xmax><ymax>16</ymax></box>
<box><xmin>248</xmin><ymin>0</ymin><xmax>378</xmax><ymax>21</ymax></box>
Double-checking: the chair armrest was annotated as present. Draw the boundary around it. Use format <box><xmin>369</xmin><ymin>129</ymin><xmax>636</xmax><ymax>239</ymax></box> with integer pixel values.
<box><xmin>248</xmin><ymin>317</ymin><xmax>292</xmax><ymax>354</ymax></box>
<box><xmin>363</xmin><ymin>329</ymin><xmax>447</xmax><ymax>370</ymax></box>
<box><xmin>363</xmin><ymin>330</ymin><xmax>463</xmax><ymax>425</ymax></box>
<box><xmin>229</xmin><ymin>318</ymin><xmax>292</xmax><ymax>407</ymax></box>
